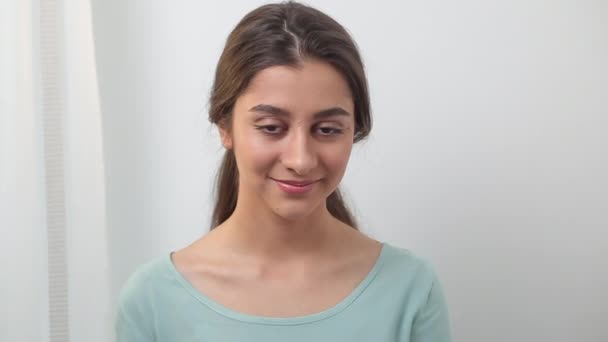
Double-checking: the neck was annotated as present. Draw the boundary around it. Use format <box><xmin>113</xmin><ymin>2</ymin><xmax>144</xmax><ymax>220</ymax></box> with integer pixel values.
<box><xmin>219</xmin><ymin>194</ymin><xmax>344</xmax><ymax>261</ymax></box>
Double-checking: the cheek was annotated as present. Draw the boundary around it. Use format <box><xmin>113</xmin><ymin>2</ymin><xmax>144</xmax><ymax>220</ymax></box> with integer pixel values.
<box><xmin>323</xmin><ymin>143</ymin><xmax>353</xmax><ymax>176</ymax></box>
<box><xmin>234</xmin><ymin>130</ymin><xmax>277</xmax><ymax>176</ymax></box>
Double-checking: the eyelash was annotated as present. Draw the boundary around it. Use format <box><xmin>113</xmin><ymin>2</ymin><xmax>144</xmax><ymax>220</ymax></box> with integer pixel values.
<box><xmin>254</xmin><ymin>125</ymin><xmax>343</xmax><ymax>136</ymax></box>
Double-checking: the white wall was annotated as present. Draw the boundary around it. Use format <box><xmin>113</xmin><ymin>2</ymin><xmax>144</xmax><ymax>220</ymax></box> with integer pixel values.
<box><xmin>91</xmin><ymin>1</ymin><xmax>608</xmax><ymax>341</ymax></box>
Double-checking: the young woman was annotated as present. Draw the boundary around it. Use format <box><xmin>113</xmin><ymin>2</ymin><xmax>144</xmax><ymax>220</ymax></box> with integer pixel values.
<box><xmin>116</xmin><ymin>2</ymin><xmax>451</xmax><ymax>341</ymax></box>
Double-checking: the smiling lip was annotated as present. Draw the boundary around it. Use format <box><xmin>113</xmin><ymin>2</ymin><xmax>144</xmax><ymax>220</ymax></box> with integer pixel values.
<box><xmin>271</xmin><ymin>178</ymin><xmax>318</xmax><ymax>194</ymax></box>
<box><xmin>273</xmin><ymin>178</ymin><xmax>316</xmax><ymax>186</ymax></box>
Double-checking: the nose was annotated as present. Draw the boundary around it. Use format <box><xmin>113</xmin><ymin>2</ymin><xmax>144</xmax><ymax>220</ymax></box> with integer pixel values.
<box><xmin>281</xmin><ymin>129</ymin><xmax>318</xmax><ymax>176</ymax></box>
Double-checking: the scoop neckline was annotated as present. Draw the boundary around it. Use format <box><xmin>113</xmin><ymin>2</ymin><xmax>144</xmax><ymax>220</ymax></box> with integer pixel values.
<box><xmin>166</xmin><ymin>242</ymin><xmax>389</xmax><ymax>325</ymax></box>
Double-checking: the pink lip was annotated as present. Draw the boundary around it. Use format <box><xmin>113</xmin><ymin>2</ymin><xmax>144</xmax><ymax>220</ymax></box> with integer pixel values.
<box><xmin>271</xmin><ymin>178</ymin><xmax>317</xmax><ymax>194</ymax></box>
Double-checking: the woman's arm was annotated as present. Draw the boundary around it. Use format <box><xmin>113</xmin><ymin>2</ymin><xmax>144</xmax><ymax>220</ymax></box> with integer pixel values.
<box><xmin>410</xmin><ymin>267</ymin><xmax>452</xmax><ymax>342</ymax></box>
<box><xmin>115</xmin><ymin>304</ymin><xmax>155</xmax><ymax>342</ymax></box>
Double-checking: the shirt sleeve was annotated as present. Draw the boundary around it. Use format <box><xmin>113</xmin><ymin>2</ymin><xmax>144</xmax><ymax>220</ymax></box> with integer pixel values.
<box><xmin>410</xmin><ymin>265</ymin><xmax>452</xmax><ymax>342</ymax></box>
<box><xmin>115</xmin><ymin>305</ymin><xmax>155</xmax><ymax>342</ymax></box>
<box><xmin>114</xmin><ymin>269</ymin><xmax>157</xmax><ymax>342</ymax></box>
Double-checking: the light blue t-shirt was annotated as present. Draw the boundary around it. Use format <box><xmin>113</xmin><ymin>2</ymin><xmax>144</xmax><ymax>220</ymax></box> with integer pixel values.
<box><xmin>116</xmin><ymin>242</ymin><xmax>451</xmax><ymax>341</ymax></box>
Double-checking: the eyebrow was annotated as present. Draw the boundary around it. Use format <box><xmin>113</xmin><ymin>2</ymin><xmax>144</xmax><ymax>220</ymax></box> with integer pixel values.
<box><xmin>248</xmin><ymin>104</ymin><xmax>351</xmax><ymax>119</ymax></box>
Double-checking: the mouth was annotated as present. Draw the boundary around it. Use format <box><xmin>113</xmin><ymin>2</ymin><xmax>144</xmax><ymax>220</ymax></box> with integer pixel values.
<box><xmin>271</xmin><ymin>178</ymin><xmax>317</xmax><ymax>186</ymax></box>
<box><xmin>270</xmin><ymin>177</ymin><xmax>319</xmax><ymax>194</ymax></box>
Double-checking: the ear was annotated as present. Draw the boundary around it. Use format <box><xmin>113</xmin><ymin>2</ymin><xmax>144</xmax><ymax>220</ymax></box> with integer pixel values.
<box><xmin>218</xmin><ymin>123</ymin><xmax>233</xmax><ymax>150</ymax></box>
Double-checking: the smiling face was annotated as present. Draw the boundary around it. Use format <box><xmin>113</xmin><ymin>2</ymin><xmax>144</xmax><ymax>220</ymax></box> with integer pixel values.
<box><xmin>220</xmin><ymin>59</ymin><xmax>355</xmax><ymax>222</ymax></box>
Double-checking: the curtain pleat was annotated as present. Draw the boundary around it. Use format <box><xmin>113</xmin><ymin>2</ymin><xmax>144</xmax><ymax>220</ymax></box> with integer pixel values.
<box><xmin>39</xmin><ymin>0</ymin><xmax>70</xmax><ymax>340</ymax></box>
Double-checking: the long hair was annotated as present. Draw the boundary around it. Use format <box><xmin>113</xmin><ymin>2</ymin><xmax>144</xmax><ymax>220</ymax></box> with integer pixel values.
<box><xmin>208</xmin><ymin>1</ymin><xmax>372</xmax><ymax>230</ymax></box>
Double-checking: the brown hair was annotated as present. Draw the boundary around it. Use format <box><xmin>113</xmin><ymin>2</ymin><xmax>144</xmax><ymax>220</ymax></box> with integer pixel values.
<box><xmin>208</xmin><ymin>1</ymin><xmax>372</xmax><ymax>230</ymax></box>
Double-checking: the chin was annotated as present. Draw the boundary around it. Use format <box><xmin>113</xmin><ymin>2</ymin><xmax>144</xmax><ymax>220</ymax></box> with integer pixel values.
<box><xmin>269</xmin><ymin>201</ymin><xmax>324</xmax><ymax>222</ymax></box>
<box><xmin>258</xmin><ymin>179</ymin><xmax>336</xmax><ymax>222</ymax></box>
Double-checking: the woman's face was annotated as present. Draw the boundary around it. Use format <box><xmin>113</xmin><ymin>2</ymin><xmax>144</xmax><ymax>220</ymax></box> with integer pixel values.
<box><xmin>221</xmin><ymin>59</ymin><xmax>355</xmax><ymax>222</ymax></box>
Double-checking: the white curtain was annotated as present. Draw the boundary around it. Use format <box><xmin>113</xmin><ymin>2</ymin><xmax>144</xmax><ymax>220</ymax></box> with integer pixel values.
<box><xmin>1</xmin><ymin>0</ymin><xmax>112</xmax><ymax>341</ymax></box>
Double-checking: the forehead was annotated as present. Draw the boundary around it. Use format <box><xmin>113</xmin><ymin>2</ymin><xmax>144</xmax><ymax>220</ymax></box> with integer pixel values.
<box><xmin>236</xmin><ymin>60</ymin><xmax>354</xmax><ymax>116</ymax></box>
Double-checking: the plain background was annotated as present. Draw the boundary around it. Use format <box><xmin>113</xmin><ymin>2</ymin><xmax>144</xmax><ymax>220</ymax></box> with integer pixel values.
<box><xmin>89</xmin><ymin>1</ymin><xmax>607</xmax><ymax>341</ymax></box>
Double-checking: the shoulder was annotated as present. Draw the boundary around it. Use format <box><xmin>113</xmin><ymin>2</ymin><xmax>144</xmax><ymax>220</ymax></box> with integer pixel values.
<box><xmin>379</xmin><ymin>243</ymin><xmax>452</xmax><ymax>340</ymax></box>
<box><xmin>378</xmin><ymin>243</ymin><xmax>446</xmax><ymax>300</ymax></box>
<box><xmin>115</xmin><ymin>255</ymin><xmax>174</xmax><ymax>340</ymax></box>
<box><xmin>117</xmin><ymin>254</ymin><xmax>174</xmax><ymax>314</ymax></box>
<box><xmin>381</xmin><ymin>243</ymin><xmax>440</xmax><ymax>281</ymax></box>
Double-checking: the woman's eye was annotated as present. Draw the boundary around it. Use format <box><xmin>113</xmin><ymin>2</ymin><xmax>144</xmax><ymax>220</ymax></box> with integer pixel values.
<box><xmin>318</xmin><ymin>127</ymin><xmax>343</xmax><ymax>136</ymax></box>
<box><xmin>254</xmin><ymin>124</ymin><xmax>342</xmax><ymax>137</ymax></box>
<box><xmin>255</xmin><ymin>125</ymin><xmax>283</xmax><ymax>134</ymax></box>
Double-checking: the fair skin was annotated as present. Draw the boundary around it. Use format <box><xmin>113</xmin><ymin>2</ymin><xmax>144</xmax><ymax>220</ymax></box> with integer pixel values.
<box><xmin>172</xmin><ymin>59</ymin><xmax>382</xmax><ymax>317</ymax></box>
